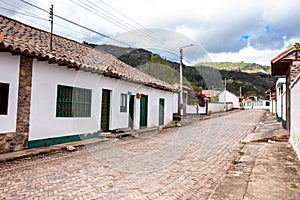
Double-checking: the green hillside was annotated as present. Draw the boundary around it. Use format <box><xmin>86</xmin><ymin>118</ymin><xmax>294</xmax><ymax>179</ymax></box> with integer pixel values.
<box><xmin>195</xmin><ymin>62</ymin><xmax>270</xmax><ymax>74</ymax></box>
<box><xmin>85</xmin><ymin>43</ymin><xmax>276</xmax><ymax>99</ymax></box>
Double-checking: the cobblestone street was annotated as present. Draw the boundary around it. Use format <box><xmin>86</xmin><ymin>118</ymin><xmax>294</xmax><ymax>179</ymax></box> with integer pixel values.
<box><xmin>0</xmin><ymin>110</ymin><xmax>265</xmax><ymax>200</ymax></box>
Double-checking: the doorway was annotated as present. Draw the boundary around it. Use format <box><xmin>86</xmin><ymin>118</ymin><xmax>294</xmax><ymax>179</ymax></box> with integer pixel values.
<box><xmin>159</xmin><ymin>98</ymin><xmax>165</xmax><ymax>126</ymax></box>
<box><xmin>129</xmin><ymin>95</ymin><xmax>134</xmax><ymax>129</ymax></box>
<box><xmin>101</xmin><ymin>89</ymin><xmax>111</xmax><ymax>132</ymax></box>
<box><xmin>140</xmin><ymin>94</ymin><xmax>148</xmax><ymax>128</ymax></box>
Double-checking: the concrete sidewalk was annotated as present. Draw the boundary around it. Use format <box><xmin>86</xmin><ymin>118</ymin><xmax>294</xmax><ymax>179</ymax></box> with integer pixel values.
<box><xmin>209</xmin><ymin>112</ymin><xmax>300</xmax><ymax>200</ymax></box>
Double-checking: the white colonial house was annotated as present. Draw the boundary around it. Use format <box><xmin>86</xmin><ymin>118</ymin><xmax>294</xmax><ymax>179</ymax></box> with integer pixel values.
<box><xmin>218</xmin><ymin>90</ymin><xmax>240</xmax><ymax>109</ymax></box>
<box><xmin>0</xmin><ymin>16</ymin><xmax>178</xmax><ymax>153</ymax></box>
<box><xmin>271</xmin><ymin>45</ymin><xmax>300</xmax><ymax>159</ymax></box>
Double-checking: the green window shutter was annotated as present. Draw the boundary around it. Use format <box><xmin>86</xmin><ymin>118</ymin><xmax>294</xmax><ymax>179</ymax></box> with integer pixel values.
<box><xmin>56</xmin><ymin>85</ymin><xmax>92</xmax><ymax>118</ymax></box>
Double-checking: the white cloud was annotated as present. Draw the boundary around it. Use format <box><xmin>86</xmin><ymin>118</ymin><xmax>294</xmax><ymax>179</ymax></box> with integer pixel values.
<box><xmin>209</xmin><ymin>37</ymin><xmax>300</xmax><ymax>66</ymax></box>
<box><xmin>2</xmin><ymin>0</ymin><xmax>300</xmax><ymax>65</ymax></box>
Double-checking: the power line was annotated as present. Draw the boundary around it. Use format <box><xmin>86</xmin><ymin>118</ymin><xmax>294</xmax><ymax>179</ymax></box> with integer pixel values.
<box><xmin>0</xmin><ymin>6</ymin><xmax>47</xmax><ymax>21</ymax></box>
<box><xmin>70</xmin><ymin>0</ymin><xmax>180</xmax><ymax>58</ymax></box>
<box><xmin>95</xmin><ymin>0</ymin><xmax>180</xmax><ymax>54</ymax></box>
<box><xmin>15</xmin><ymin>0</ymin><xmax>134</xmax><ymax>47</ymax></box>
<box><xmin>0</xmin><ymin>1</ymin><xmax>94</xmax><ymax>40</ymax></box>
<box><xmin>70</xmin><ymin>0</ymin><xmax>158</xmax><ymax>48</ymax></box>
<box><xmin>3</xmin><ymin>0</ymin><xmax>187</xmax><ymax>62</ymax></box>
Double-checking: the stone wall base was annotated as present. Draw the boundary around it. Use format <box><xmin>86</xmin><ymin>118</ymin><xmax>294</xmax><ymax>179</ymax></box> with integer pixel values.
<box><xmin>0</xmin><ymin>132</ymin><xmax>28</xmax><ymax>154</ymax></box>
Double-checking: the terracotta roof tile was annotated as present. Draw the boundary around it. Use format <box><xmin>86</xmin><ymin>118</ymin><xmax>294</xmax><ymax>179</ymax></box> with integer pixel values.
<box><xmin>0</xmin><ymin>15</ymin><xmax>177</xmax><ymax>92</ymax></box>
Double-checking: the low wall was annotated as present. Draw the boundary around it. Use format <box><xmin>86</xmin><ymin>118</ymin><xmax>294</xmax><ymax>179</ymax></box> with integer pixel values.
<box><xmin>208</xmin><ymin>102</ymin><xmax>233</xmax><ymax>113</ymax></box>
<box><xmin>186</xmin><ymin>102</ymin><xmax>233</xmax><ymax>115</ymax></box>
<box><xmin>243</xmin><ymin>100</ymin><xmax>271</xmax><ymax>110</ymax></box>
<box><xmin>186</xmin><ymin>105</ymin><xmax>206</xmax><ymax>114</ymax></box>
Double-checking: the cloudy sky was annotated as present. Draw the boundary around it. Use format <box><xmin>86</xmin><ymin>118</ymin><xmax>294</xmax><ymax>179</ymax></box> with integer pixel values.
<box><xmin>1</xmin><ymin>0</ymin><xmax>300</xmax><ymax>65</ymax></box>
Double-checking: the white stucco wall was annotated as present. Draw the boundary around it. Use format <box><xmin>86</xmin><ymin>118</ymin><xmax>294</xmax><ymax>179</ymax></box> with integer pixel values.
<box><xmin>29</xmin><ymin>60</ymin><xmax>175</xmax><ymax>141</ymax></box>
<box><xmin>173</xmin><ymin>93</ymin><xmax>179</xmax><ymax>114</ymax></box>
<box><xmin>208</xmin><ymin>102</ymin><xmax>233</xmax><ymax>113</ymax></box>
<box><xmin>290</xmin><ymin>74</ymin><xmax>300</xmax><ymax>159</ymax></box>
<box><xmin>186</xmin><ymin>105</ymin><xmax>206</xmax><ymax>114</ymax></box>
<box><xmin>270</xmin><ymin>99</ymin><xmax>276</xmax><ymax>114</ymax></box>
<box><xmin>276</xmin><ymin>78</ymin><xmax>286</xmax><ymax>119</ymax></box>
<box><xmin>282</xmin><ymin>91</ymin><xmax>286</xmax><ymax>122</ymax></box>
<box><xmin>0</xmin><ymin>53</ymin><xmax>20</xmax><ymax>134</ymax></box>
<box><xmin>218</xmin><ymin>90</ymin><xmax>240</xmax><ymax>108</ymax></box>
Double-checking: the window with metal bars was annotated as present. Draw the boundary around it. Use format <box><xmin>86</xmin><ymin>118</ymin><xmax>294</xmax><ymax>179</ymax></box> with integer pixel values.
<box><xmin>56</xmin><ymin>85</ymin><xmax>91</xmax><ymax>117</ymax></box>
<box><xmin>120</xmin><ymin>93</ymin><xmax>127</xmax><ymax>112</ymax></box>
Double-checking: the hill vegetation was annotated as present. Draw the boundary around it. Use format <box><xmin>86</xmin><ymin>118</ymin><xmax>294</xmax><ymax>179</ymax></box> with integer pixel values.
<box><xmin>194</xmin><ymin>62</ymin><xmax>270</xmax><ymax>74</ymax></box>
<box><xmin>86</xmin><ymin>43</ymin><xmax>276</xmax><ymax>99</ymax></box>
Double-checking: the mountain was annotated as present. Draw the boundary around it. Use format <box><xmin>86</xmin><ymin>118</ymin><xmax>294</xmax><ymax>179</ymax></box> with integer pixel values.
<box><xmin>194</xmin><ymin>62</ymin><xmax>270</xmax><ymax>74</ymax></box>
<box><xmin>85</xmin><ymin>43</ymin><xmax>276</xmax><ymax>99</ymax></box>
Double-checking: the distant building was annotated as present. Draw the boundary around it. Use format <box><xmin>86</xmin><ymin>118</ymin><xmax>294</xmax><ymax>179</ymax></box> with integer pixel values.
<box><xmin>218</xmin><ymin>90</ymin><xmax>240</xmax><ymax>109</ymax></box>
<box><xmin>202</xmin><ymin>90</ymin><xmax>221</xmax><ymax>102</ymax></box>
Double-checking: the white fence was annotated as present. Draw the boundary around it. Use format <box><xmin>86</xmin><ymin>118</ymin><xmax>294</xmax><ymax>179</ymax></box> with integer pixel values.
<box><xmin>243</xmin><ymin>100</ymin><xmax>271</xmax><ymax>110</ymax></box>
<box><xmin>186</xmin><ymin>102</ymin><xmax>233</xmax><ymax>115</ymax></box>
<box><xmin>208</xmin><ymin>102</ymin><xmax>233</xmax><ymax>113</ymax></box>
<box><xmin>186</xmin><ymin>105</ymin><xmax>206</xmax><ymax>114</ymax></box>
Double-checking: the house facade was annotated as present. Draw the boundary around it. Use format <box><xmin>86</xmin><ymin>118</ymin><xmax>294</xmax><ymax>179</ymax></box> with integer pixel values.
<box><xmin>218</xmin><ymin>90</ymin><xmax>240</xmax><ymax>109</ymax></box>
<box><xmin>0</xmin><ymin>16</ymin><xmax>178</xmax><ymax>153</ymax></box>
<box><xmin>271</xmin><ymin>45</ymin><xmax>300</xmax><ymax>158</ymax></box>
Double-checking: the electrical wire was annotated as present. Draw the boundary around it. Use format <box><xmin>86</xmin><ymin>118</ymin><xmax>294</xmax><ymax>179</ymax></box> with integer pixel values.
<box><xmin>72</xmin><ymin>0</ymin><xmax>180</xmax><ymax>57</ymax></box>
<box><xmin>94</xmin><ymin>0</ymin><xmax>181</xmax><ymax>52</ymax></box>
<box><xmin>2</xmin><ymin>0</ymin><xmax>188</xmax><ymax>63</ymax></box>
<box><xmin>13</xmin><ymin>0</ymin><xmax>134</xmax><ymax>47</ymax></box>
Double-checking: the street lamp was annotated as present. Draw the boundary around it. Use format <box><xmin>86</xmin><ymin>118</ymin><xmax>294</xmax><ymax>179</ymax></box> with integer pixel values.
<box><xmin>239</xmin><ymin>86</ymin><xmax>245</xmax><ymax>109</ymax></box>
<box><xmin>224</xmin><ymin>77</ymin><xmax>232</xmax><ymax>112</ymax></box>
<box><xmin>239</xmin><ymin>86</ymin><xmax>245</xmax><ymax>98</ymax></box>
<box><xmin>179</xmin><ymin>44</ymin><xmax>194</xmax><ymax>116</ymax></box>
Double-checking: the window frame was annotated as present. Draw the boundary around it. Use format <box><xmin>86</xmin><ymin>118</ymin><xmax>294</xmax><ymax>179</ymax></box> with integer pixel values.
<box><xmin>56</xmin><ymin>85</ymin><xmax>92</xmax><ymax>118</ymax></box>
<box><xmin>0</xmin><ymin>83</ymin><xmax>9</xmax><ymax>115</ymax></box>
<box><xmin>120</xmin><ymin>93</ymin><xmax>127</xmax><ymax>113</ymax></box>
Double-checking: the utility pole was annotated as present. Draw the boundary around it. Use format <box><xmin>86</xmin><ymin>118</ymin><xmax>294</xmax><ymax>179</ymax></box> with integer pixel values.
<box><xmin>239</xmin><ymin>86</ymin><xmax>245</xmax><ymax>98</ymax></box>
<box><xmin>224</xmin><ymin>78</ymin><xmax>227</xmax><ymax>112</ymax></box>
<box><xmin>49</xmin><ymin>4</ymin><xmax>53</xmax><ymax>51</ymax></box>
<box><xmin>179</xmin><ymin>48</ymin><xmax>183</xmax><ymax>116</ymax></box>
<box><xmin>179</xmin><ymin>44</ymin><xmax>194</xmax><ymax>116</ymax></box>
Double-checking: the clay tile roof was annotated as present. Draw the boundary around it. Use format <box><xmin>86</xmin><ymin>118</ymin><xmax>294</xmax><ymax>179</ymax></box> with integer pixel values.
<box><xmin>202</xmin><ymin>90</ymin><xmax>221</xmax><ymax>98</ymax></box>
<box><xmin>0</xmin><ymin>15</ymin><xmax>177</xmax><ymax>92</ymax></box>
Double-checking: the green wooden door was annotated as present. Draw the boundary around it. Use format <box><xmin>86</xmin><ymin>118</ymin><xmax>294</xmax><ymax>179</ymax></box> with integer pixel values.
<box><xmin>159</xmin><ymin>98</ymin><xmax>165</xmax><ymax>126</ymax></box>
<box><xmin>140</xmin><ymin>95</ymin><xmax>148</xmax><ymax>128</ymax></box>
<box><xmin>101</xmin><ymin>89</ymin><xmax>111</xmax><ymax>132</ymax></box>
<box><xmin>129</xmin><ymin>95</ymin><xmax>134</xmax><ymax>129</ymax></box>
